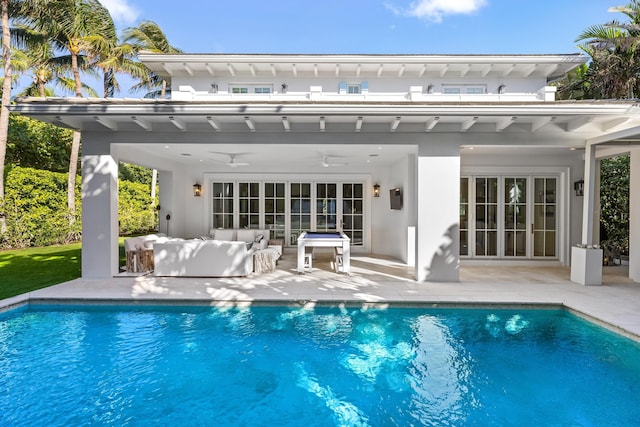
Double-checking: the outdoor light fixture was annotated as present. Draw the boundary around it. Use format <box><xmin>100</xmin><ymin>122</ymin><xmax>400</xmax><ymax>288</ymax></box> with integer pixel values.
<box><xmin>373</xmin><ymin>184</ymin><xmax>381</xmax><ymax>197</ymax></box>
<box><xmin>426</xmin><ymin>84</ymin><xmax>434</xmax><ymax>94</ymax></box>
<box><xmin>210</xmin><ymin>83</ymin><xmax>218</xmax><ymax>93</ymax></box>
<box><xmin>498</xmin><ymin>84</ymin><xmax>506</xmax><ymax>94</ymax></box>
<box><xmin>193</xmin><ymin>183</ymin><xmax>202</xmax><ymax>197</ymax></box>
<box><xmin>281</xmin><ymin>83</ymin><xmax>288</xmax><ymax>93</ymax></box>
<box><xmin>574</xmin><ymin>179</ymin><xmax>584</xmax><ymax>197</ymax></box>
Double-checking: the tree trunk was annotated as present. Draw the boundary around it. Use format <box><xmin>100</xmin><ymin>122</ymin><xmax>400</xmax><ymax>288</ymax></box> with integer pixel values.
<box><xmin>71</xmin><ymin>50</ymin><xmax>82</xmax><ymax>98</ymax></box>
<box><xmin>150</xmin><ymin>169</ymin><xmax>157</xmax><ymax>203</ymax></box>
<box><xmin>68</xmin><ymin>51</ymin><xmax>83</xmax><ymax>230</ymax></box>
<box><xmin>67</xmin><ymin>130</ymin><xmax>81</xmax><ymax>227</ymax></box>
<box><xmin>0</xmin><ymin>0</ymin><xmax>12</xmax><ymax>233</ymax></box>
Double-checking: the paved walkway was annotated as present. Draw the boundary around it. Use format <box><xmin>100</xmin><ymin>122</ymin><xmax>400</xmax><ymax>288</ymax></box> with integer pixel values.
<box><xmin>3</xmin><ymin>251</ymin><xmax>639</xmax><ymax>340</ymax></box>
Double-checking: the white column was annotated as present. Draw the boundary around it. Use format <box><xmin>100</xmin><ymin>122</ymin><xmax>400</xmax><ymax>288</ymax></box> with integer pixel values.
<box><xmin>630</xmin><ymin>148</ymin><xmax>640</xmax><ymax>282</ymax></box>
<box><xmin>571</xmin><ymin>143</ymin><xmax>602</xmax><ymax>285</ymax></box>
<box><xmin>158</xmin><ymin>171</ymin><xmax>174</xmax><ymax>236</ymax></box>
<box><xmin>581</xmin><ymin>143</ymin><xmax>597</xmax><ymax>245</ymax></box>
<box><xmin>415</xmin><ymin>144</ymin><xmax>460</xmax><ymax>282</ymax></box>
<box><xmin>81</xmin><ymin>136</ymin><xmax>119</xmax><ymax>278</ymax></box>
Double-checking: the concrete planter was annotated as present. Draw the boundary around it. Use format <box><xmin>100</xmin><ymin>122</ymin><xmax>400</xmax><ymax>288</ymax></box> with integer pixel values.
<box><xmin>570</xmin><ymin>246</ymin><xmax>603</xmax><ymax>286</ymax></box>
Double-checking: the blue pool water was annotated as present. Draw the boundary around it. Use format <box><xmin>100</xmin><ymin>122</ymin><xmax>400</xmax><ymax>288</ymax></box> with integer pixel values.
<box><xmin>1</xmin><ymin>305</ymin><xmax>640</xmax><ymax>426</ymax></box>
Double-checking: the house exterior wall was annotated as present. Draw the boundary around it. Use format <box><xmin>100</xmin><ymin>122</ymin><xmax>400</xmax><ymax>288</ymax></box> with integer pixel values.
<box><xmin>630</xmin><ymin>148</ymin><xmax>640</xmax><ymax>282</ymax></box>
<box><xmin>172</xmin><ymin>75</ymin><xmax>552</xmax><ymax>102</ymax></box>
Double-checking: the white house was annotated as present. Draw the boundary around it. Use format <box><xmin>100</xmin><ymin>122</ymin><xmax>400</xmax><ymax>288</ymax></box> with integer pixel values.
<box><xmin>11</xmin><ymin>53</ymin><xmax>640</xmax><ymax>283</ymax></box>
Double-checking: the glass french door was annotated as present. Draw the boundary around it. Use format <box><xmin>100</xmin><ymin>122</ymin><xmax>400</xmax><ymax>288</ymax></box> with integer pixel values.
<box><xmin>211</xmin><ymin>180</ymin><xmax>365</xmax><ymax>247</ymax></box>
<box><xmin>533</xmin><ymin>178</ymin><xmax>556</xmax><ymax>257</ymax></box>
<box><xmin>264</xmin><ymin>183</ymin><xmax>286</xmax><ymax>241</ymax></box>
<box><xmin>503</xmin><ymin>177</ymin><xmax>527</xmax><ymax>257</ymax></box>
<box><xmin>460</xmin><ymin>176</ymin><xmax>558</xmax><ymax>259</ymax></box>
<box><xmin>342</xmin><ymin>183</ymin><xmax>364</xmax><ymax>246</ymax></box>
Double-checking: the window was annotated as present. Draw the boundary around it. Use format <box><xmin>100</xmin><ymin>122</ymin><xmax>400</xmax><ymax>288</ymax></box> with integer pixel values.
<box><xmin>238</xmin><ymin>182</ymin><xmax>260</xmax><ymax>229</ymax></box>
<box><xmin>443</xmin><ymin>87</ymin><xmax>461</xmax><ymax>95</ymax></box>
<box><xmin>212</xmin><ymin>182</ymin><xmax>234</xmax><ymax>229</ymax></box>
<box><xmin>347</xmin><ymin>84</ymin><xmax>361</xmax><ymax>94</ymax></box>
<box><xmin>339</xmin><ymin>82</ymin><xmax>365</xmax><ymax>94</ymax></box>
<box><xmin>230</xmin><ymin>84</ymin><xmax>273</xmax><ymax>94</ymax></box>
<box><xmin>442</xmin><ymin>85</ymin><xmax>486</xmax><ymax>94</ymax></box>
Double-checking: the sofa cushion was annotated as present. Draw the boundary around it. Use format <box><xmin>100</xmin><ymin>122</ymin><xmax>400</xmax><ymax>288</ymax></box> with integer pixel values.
<box><xmin>214</xmin><ymin>229</ymin><xmax>236</xmax><ymax>241</ymax></box>
<box><xmin>237</xmin><ymin>229</ymin><xmax>256</xmax><ymax>243</ymax></box>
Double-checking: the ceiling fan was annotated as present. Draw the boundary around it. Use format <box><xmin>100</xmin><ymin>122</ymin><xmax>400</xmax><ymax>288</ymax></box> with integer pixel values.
<box><xmin>209</xmin><ymin>152</ymin><xmax>250</xmax><ymax>167</ymax></box>
<box><xmin>321</xmin><ymin>155</ymin><xmax>347</xmax><ymax>167</ymax></box>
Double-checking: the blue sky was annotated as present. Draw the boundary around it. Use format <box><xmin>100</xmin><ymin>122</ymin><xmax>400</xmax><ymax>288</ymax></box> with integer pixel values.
<box><xmin>94</xmin><ymin>0</ymin><xmax>626</xmax><ymax>95</ymax></box>
<box><xmin>103</xmin><ymin>0</ymin><xmax>619</xmax><ymax>54</ymax></box>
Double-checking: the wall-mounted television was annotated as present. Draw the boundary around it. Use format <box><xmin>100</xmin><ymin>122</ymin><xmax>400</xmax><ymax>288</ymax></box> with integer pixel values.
<box><xmin>390</xmin><ymin>188</ymin><xmax>403</xmax><ymax>210</ymax></box>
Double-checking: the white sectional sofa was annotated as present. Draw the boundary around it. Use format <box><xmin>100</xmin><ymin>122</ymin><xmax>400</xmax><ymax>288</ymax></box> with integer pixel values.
<box><xmin>149</xmin><ymin>229</ymin><xmax>280</xmax><ymax>277</ymax></box>
<box><xmin>153</xmin><ymin>239</ymin><xmax>254</xmax><ymax>277</ymax></box>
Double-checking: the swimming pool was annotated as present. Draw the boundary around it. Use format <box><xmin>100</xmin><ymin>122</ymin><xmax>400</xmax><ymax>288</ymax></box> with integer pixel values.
<box><xmin>1</xmin><ymin>304</ymin><xmax>640</xmax><ymax>426</ymax></box>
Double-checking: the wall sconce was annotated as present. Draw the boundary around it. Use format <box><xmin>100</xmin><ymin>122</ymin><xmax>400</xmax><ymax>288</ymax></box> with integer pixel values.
<box><xmin>574</xmin><ymin>179</ymin><xmax>584</xmax><ymax>197</ymax></box>
<box><xmin>373</xmin><ymin>184</ymin><xmax>381</xmax><ymax>197</ymax></box>
<box><xmin>210</xmin><ymin>83</ymin><xmax>218</xmax><ymax>93</ymax></box>
<box><xmin>193</xmin><ymin>183</ymin><xmax>202</xmax><ymax>197</ymax></box>
<box><xmin>426</xmin><ymin>84</ymin><xmax>434</xmax><ymax>94</ymax></box>
<box><xmin>281</xmin><ymin>83</ymin><xmax>288</xmax><ymax>93</ymax></box>
<box><xmin>498</xmin><ymin>84</ymin><xmax>506</xmax><ymax>94</ymax></box>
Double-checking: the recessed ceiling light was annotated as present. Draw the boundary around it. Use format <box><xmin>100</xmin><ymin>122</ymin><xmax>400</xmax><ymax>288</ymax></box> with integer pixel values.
<box><xmin>164</xmin><ymin>145</ymin><xmax>170</xmax><ymax>149</ymax></box>
<box><xmin>570</xmin><ymin>147</ymin><xmax>577</xmax><ymax>151</ymax></box>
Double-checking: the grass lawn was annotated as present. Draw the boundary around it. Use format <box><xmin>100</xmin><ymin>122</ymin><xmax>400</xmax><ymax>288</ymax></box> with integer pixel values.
<box><xmin>0</xmin><ymin>240</ymin><xmax>126</xmax><ymax>300</ymax></box>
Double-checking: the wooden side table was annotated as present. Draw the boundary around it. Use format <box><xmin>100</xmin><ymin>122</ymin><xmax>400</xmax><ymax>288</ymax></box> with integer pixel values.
<box><xmin>125</xmin><ymin>248</ymin><xmax>155</xmax><ymax>273</ymax></box>
<box><xmin>253</xmin><ymin>248</ymin><xmax>280</xmax><ymax>273</ymax></box>
<box><xmin>268</xmin><ymin>239</ymin><xmax>284</xmax><ymax>257</ymax></box>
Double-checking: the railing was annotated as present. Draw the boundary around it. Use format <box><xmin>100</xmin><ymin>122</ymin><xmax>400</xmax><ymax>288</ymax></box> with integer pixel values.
<box><xmin>173</xmin><ymin>85</ymin><xmax>556</xmax><ymax>102</ymax></box>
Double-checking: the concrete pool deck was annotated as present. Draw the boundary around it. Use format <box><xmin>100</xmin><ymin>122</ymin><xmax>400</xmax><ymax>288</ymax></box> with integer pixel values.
<box><xmin>2</xmin><ymin>250</ymin><xmax>640</xmax><ymax>340</ymax></box>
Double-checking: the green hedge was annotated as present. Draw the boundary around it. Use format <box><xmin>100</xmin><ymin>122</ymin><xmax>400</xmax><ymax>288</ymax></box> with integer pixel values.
<box><xmin>1</xmin><ymin>166</ymin><xmax>158</xmax><ymax>249</ymax></box>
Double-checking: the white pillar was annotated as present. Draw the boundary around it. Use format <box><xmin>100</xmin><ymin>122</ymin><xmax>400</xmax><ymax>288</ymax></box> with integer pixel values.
<box><xmin>581</xmin><ymin>143</ymin><xmax>597</xmax><ymax>245</ymax></box>
<box><xmin>81</xmin><ymin>136</ymin><xmax>119</xmax><ymax>278</ymax></box>
<box><xmin>415</xmin><ymin>144</ymin><xmax>460</xmax><ymax>282</ymax></box>
<box><xmin>630</xmin><ymin>148</ymin><xmax>640</xmax><ymax>282</ymax></box>
<box><xmin>158</xmin><ymin>171</ymin><xmax>174</xmax><ymax>236</ymax></box>
<box><xmin>571</xmin><ymin>143</ymin><xmax>602</xmax><ymax>285</ymax></box>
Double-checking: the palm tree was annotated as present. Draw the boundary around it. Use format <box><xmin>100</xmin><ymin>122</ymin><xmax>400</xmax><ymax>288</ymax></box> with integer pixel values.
<box><xmin>0</xmin><ymin>0</ymin><xmax>13</xmax><ymax>229</ymax></box>
<box><xmin>0</xmin><ymin>0</ymin><xmax>36</xmax><ymax>230</ymax></box>
<box><xmin>122</xmin><ymin>20</ymin><xmax>181</xmax><ymax>205</ymax></box>
<box><xmin>24</xmin><ymin>0</ymin><xmax>114</xmax><ymax>230</ymax></box>
<box><xmin>575</xmin><ymin>1</ymin><xmax>640</xmax><ymax>99</ymax></box>
<box><xmin>93</xmin><ymin>30</ymin><xmax>149</xmax><ymax>98</ymax></box>
<box><xmin>122</xmin><ymin>21</ymin><xmax>182</xmax><ymax>99</ymax></box>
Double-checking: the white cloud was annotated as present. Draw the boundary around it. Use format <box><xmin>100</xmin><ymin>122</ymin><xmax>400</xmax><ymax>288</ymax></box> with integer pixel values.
<box><xmin>100</xmin><ymin>0</ymin><xmax>140</xmax><ymax>25</ymax></box>
<box><xmin>404</xmin><ymin>0</ymin><xmax>487</xmax><ymax>23</ymax></box>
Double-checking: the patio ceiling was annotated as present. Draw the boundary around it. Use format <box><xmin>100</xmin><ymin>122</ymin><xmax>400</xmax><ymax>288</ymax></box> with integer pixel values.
<box><xmin>11</xmin><ymin>97</ymin><xmax>640</xmax><ymax>168</ymax></box>
<box><xmin>12</xmin><ymin>98</ymin><xmax>640</xmax><ymax>138</ymax></box>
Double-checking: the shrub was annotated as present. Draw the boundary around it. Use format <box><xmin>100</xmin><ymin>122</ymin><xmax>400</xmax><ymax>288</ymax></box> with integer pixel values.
<box><xmin>1</xmin><ymin>166</ymin><xmax>80</xmax><ymax>248</ymax></box>
<box><xmin>0</xmin><ymin>166</ymin><xmax>158</xmax><ymax>249</ymax></box>
<box><xmin>118</xmin><ymin>180</ymin><xmax>158</xmax><ymax>235</ymax></box>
